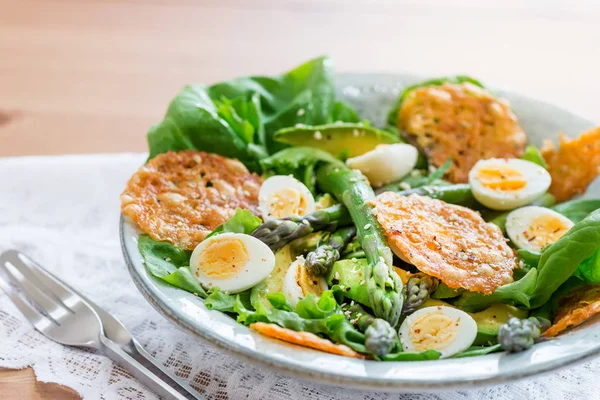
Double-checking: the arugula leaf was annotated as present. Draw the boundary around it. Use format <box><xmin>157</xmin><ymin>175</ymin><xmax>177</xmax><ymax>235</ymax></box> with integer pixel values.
<box><xmin>454</xmin><ymin>344</ymin><xmax>502</xmax><ymax>358</ymax></box>
<box><xmin>375</xmin><ymin>159</ymin><xmax>453</xmax><ymax>194</ymax></box>
<box><xmin>452</xmin><ymin>268</ymin><xmax>538</xmax><ymax>312</ymax></box>
<box><xmin>522</xmin><ymin>145</ymin><xmax>548</xmax><ymax>169</ymax></box>
<box><xmin>552</xmin><ymin>199</ymin><xmax>600</xmax><ymax>223</ymax></box>
<box><xmin>424</xmin><ymin>158</ymin><xmax>453</xmax><ymax>185</ymax></box>
<box><xmin>379</xmin><ymin>349</ymin><xmax>441</xmax><ymax>361</ymax></box>
<box><xmin>137</xmin><ymin>234</ymin><xmax>206</xmax><ymax>297</ymax></box>
<box><xmin>387</xmin><ymin>75</ymin><xmax>484</xmax><ymax>127</ymax></box>
<box><xmin>531</xmin><ymin>209</ymin><xmax>600</xmax><ymax>308</ymax></box>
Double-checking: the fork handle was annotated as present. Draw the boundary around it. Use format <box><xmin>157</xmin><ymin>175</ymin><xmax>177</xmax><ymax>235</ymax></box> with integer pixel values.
<box><xmin>99</xmin><ymin>335</ymin><xmax>194</xmax><ymax>399</ymax></box>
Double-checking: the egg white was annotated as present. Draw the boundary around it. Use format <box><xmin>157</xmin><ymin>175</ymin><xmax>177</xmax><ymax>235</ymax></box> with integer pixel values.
<box><xmin>399</xmin><ymin>306</ymin><xmax>477</xmax><ymax>358</ymax></box>
<box><xmin>469</xmin><ymin>158</ymin><xmax>551</xmax><ymax>211</ymax></box>
<box><xmin>258</xmin><ymin>175</ymin><xmax>316</xmax><ymax>220</ymax></box>
<box><xmin>281</xmin><ymin>256</ymin><xmax>328</xmax><ymax>308</ymax></box>
<box><xmin>189</xmin><ymin>233</ymin><xmax>275</xmax><ymax>293</ymax></box>
<box><xmin>506</xmin><ymin>206</ymin><xmax>574</xmax><ymax>252</ymax></box>
<box><xmin>346</xmin><ymin>144</ymin><xmax>418</xmax><ymax>187</ymax></box>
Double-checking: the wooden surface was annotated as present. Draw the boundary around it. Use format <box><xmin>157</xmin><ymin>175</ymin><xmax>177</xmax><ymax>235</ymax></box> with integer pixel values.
<box><xmin>0</xmin><ymin>368</ymin><xmax>80</xmax><ymax>400</ymax></box>
<box><xmin>1</xmin><ymin>0</ymin><xmax>599</xmax><ymax>398</ymax></box>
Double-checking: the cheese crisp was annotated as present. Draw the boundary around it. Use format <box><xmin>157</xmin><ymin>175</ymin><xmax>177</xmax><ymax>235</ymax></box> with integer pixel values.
<box><xmin>250</xmin><ymin>322</ymin><xmax>362</xmax><ymax>358</ymax></box>
<box><xmin>370</xmin><ymin>193</ymin><xmax>517</xmax><ymax>294</ymax></box>
<box><xmin>398</xmin><ymin>82</ymin><xmax>526</xmax><ymax>183</ymax></box>
<box><xmin>542</xmin><ymin>127</ymin><xmax>600</xmax><ymax>202</ymax></box>
<box><xmin>542</xmin><ymin>285</ymin><xmax>600</xmax><ymax>338</ymax></box>
<box><xmin>121</xmin><ymin>150</ymin><xmax>262</xmax><ymax>250</ymax></box>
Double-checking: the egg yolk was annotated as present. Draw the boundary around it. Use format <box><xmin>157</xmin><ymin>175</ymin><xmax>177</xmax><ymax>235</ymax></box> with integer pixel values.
<box><xmin>295</xmin><ymin>265</ymin><xmax>324</xmax><ymax>297</ymax></box>
<box><xmin>477</xmin><ymin>165</ymin><xmax>527</xmax><ymax>191</ymax></box>
<box><xmin>197</xmin><ymin>237</ymin><xmax>249</xmax><ymax>279</ymax></box>
<box><xmin>408</xmin><ymin>311</ymin><xmax>458</xmax><ymax>352</ymax></box>
<box><xmin>268</xmin><ymin>188</ymin><xmax>307</xmax><ymax>218</ymax></box>
<box><xmin>523</xmin><ymin>215</ymin><xmax>570</xmax><ymax>249</ymax></box>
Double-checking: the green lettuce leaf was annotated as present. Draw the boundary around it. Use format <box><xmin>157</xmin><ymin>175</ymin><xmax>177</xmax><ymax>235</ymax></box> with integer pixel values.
<box><xmin>213</xmin><ymin>92</ymin><xmax>264</xmax><ymax>145</ymax></box>
<box><xmin>235</xmin><ymin>290</ymin><xmax>369</xmax><ymax>354</ymax></box>
<box><xmin>575</xmin><ymin>249</ymin><xmax>600</xmax><ymax>284</ymax></box>
<box><xmin>531</xmin><ymin>209</ymin><xmax>600</xmax><ymax>308</ymax></box>
<box><xmin>552</xmin><ymin>199</ymin><xmax>600</xmax><ymax>224</ymax></box>
<box><xmin>147</xmin><ymin>85</ymin><xmax>268</xmax><ymax>171</ymax></box>
<box><xmin>260</xmin><ymin>146</ymin><xmax>345</xmax><ymax>193</ymax></box>
<box><xmin>522</xmin><ymin>145</ymin><xmax>548</xmax><ymax>169</ymax></box>
<box><xmin>331</xmin><ymin>101</ymin><xmax>361</xmax><ymax>123</ymax></box>
<box><xmin>207</xmin><ymin>56</ymin><xmax>339</xmax><ymax>154</ymax></box>
<box><xmin>204</xmin><ymin>288</ymin><xmax>237</xmax><ymax>312</ymax></box>
<box><xmin>137</xmin><ymin>234</ymin><xmax>206</xmax><ymax>297</ymax></box>
<box><xmin>147</xmin><ymin>57</ymin><xmax>357</xmax><ymax>168</ymax></box>
<box><xmin>515</xmin><ymin>249</ymin><xmax>541</xmax><ymax>280</ymax></box>
<box><xmin>295</xmin><ymin>292</ymin><xmax>338</xmax><ymax>319</ymax></box>
<box><xmin>452</xmin><ymin>268</ymin><xmax>538</xmax><ymax>312</ymax></box>
<box><xmin>205</xmin><ymin>209</ymin><xmax>263</xmax><ymax>239</ymax></box>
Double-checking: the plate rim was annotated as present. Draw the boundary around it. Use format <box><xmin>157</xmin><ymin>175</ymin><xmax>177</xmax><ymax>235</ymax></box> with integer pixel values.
<box><xmin>120</xmin><ymin>72</ymin><xmax>600</xmax><ymax>392</ymax></box>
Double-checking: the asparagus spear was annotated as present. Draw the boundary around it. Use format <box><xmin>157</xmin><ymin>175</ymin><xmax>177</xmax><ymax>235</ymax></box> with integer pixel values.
<box><xmin>316</xmin><ymin>164</ymin><xmax>403</xmax><ymax>327</ymax></box>
<box><xmin>402</xmin><ymin>273</ymin><xmax>440</xmax><ymax>315</ymax></box>
<box><xmin>305</xmin><ymin>226</ymin><xmax>356</xmax><ymax>276</ymax></box>
<box><xmin>397</xmin><ymin>184</ymin><xmax>479</xmax><ymax>208</ymax></box>
<box><xmin>251</xmin><ymin>204</ymin><xmax>352</xmax><ymax>250</ymax></box>
<box><xmin>343</xmin><ymin>304</ymin><xmax>396</xmax><ymax>356</ymax></box>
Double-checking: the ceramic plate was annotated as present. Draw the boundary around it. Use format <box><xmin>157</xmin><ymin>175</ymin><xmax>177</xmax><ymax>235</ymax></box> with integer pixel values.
<box><xmin>121</xmin><ymin>73</ymin><xmax>600</xmax><ymax>392</ymax></box>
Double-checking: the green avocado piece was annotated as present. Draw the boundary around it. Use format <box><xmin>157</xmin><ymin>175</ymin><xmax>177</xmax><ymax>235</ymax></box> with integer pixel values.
<box><xmin>471</xmin><ymin>303</ymin><xmax>528</xmax><ymax>337</ymax></box>
<box><xmin>250</xmin><ymin>244</ymin><xmax>295</xmax><ymax>309</ymax></box>
<box><xmin>273</xmin><ymin>123</ymin><xmax>400</xmax><ymax>158</ymax></box>
<box><xmin>419</xmin><ymin>299</ymin><xmax>528</xmax><ymax>345</ymax></box>
<box><xmin>431</xmin><ymin>282</ymin><xmax>465</xmax><ymax>299</ymax></box>
<box><xmin>327</xmin><ymin>259</ymin><xmax>371</xmax><ymax>307</ymax></box>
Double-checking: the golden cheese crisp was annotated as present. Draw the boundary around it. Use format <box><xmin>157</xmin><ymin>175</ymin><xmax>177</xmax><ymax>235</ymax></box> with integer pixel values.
<box><xmin>542</xmin><ymin>285</ymin><xmax>600</xmax><ymax>338</ymax></box>
<box><xmin>121</xmin><ymin>150</ymin><xmax>262</xmax><ymax>250</ymax></box>
<box><xmin>398</xmin><ymin>82</ymin><xmax>526</xmax><ymax>183</ymax></box>
<box><xmin>250</xmin><ymin>322</ymin><xmax>363</xmax><ymax>358</ymax></box>
<box><xmin>370</xmin><ymin>192</ymin><xmax>517</xmax><ymax>294</ymax></box>
<box><xmin>541</xmin><ymin>127</ymin><xmax>600</xmax><ymax>202</ymax></box>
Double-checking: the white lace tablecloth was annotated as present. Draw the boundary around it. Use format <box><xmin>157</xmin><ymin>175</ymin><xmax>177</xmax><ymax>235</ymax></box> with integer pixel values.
<box><xmin>1</xmin><ymin>153</ymin><xmax>599</xmax><ymax>400</ymax></box>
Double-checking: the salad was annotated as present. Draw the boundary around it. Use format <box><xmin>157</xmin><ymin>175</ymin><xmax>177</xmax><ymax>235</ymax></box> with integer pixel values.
<box><xmin>121</xmin><ymin>57</ymin><xmax>600</xmax><ymax>361</ymax></box>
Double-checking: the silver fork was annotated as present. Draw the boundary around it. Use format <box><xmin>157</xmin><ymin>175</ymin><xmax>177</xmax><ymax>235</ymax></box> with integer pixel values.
<box><xmin>0</xmin><ymin>249</ymin><xmax>198</xmax><ymax>400</ymax></box>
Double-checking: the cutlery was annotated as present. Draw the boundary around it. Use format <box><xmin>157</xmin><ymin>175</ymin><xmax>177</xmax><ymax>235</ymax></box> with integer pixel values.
<box><xmin>0</xmin><ymin>249</ymin><xmax>202</xmax><ymax>400</ymax></box>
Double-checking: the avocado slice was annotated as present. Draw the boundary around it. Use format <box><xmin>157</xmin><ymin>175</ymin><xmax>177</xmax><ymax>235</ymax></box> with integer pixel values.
<box><xmin>419</xmin><ymin>299</ymin><xmax>528</xmax><ymax>345</ymax></box>
<box><xmin>273</xmin><ymin>123</ymin><xmax>400</xmax><ymax>158</ymax></box>
<box><xmin>327</xmin><ymin>259</ymin><xmax>371</xmax><ymax>307</ymax></box>
<box><xmin>470</xmin><ymin>303</ymin><xmax>528</xmax><ymax>342</ymax></box>
<box><xmin>250</xmin><ymin>244</ymin><xmax>295</xmax><ymax>309</ymax></box>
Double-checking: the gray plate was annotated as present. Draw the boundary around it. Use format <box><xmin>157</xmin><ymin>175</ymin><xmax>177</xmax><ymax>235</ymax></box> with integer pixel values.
<box><xmin>121</xmin><ymin>73</ymin><xmax>599</xmax><ymax>392</ymax></box>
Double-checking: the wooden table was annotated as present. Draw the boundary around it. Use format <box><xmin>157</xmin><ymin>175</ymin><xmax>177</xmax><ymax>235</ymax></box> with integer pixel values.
<box><xmin>1</xmin><ymin>0</ymin><xmax>599</xmax><ymax>398</ymax></box>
